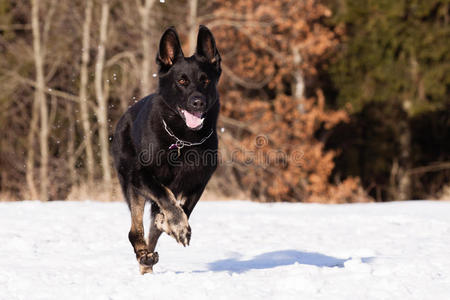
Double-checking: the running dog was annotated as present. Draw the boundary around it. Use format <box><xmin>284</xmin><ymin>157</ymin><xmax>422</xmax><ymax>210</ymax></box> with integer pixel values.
<box><xmin>112</xmin><ymin>25</ymin><xmax>221</xmax><ymax>274</ymax></box>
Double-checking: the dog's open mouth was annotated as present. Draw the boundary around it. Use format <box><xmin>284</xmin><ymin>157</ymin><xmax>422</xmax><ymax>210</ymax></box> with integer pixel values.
<box><xmin>179</xmin><ymin>108</ymin><xmax>204</xmax><ymax>130</ymax></box>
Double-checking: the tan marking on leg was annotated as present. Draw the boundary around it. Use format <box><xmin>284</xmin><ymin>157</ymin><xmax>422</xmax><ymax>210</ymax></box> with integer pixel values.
<box><xmin>140</xmin><ymin>264</ymin><xmax>153</xmax><ymax>275</ymax></box>
<box><xmin>129</xmin><ymin>192</ymin><xmax>147</xmax><ymax>254</ymax></box>
<box><xmin>176</xmin><ymin>193</ymin><xmax>186</xmax><ymax>206</ymax></box>
<box><xmin>163</xmin><ymin>185</ymin><xmax>177</xmax><ymax>203</ymax></box>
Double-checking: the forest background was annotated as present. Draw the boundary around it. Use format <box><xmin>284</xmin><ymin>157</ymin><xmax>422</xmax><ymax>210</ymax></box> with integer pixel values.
<box><xmin>0</xmin><ymin>0</ymin><xmax>448</xmax><ymax>202</ymax></box>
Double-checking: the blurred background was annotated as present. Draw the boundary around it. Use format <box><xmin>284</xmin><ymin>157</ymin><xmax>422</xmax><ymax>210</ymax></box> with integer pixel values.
<box><xmin>0</xmin><ymin>0</ymin><xmax>448</xmax><ymax>202</ymax></box>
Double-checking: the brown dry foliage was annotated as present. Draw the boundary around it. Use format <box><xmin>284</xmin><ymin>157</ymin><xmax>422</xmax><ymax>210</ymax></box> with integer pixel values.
<box><xmin>220</xmin><ymin>91</ymin><xmax>368</xmax><ymax>203</ymax></box>
<box><xmin>209</xmin><ymin>0</ymin><xmax>369</xmax><ymax>202</ymax></box>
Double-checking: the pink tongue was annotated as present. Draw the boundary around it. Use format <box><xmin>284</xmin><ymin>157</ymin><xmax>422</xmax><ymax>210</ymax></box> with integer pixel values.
<box><xmin>183</xmin><ymin>110</ymin><xmax>204</xmax><ymax>128</ymax></box>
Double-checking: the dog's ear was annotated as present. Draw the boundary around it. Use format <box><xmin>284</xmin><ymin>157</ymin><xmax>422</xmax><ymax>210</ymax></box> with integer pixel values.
<box><xmin>156</xmin><ymin>27</ymin><xmax>184</xmax><ymax>69</ymax></box>
<box><xmin>195</xmin><ymin>25</ymin><xmax>221</xmax><ymax>67</ymax></box>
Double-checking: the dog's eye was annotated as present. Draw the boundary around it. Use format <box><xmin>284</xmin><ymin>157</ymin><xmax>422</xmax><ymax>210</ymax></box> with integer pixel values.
<box><xmin>178</xmin><ymin>78</ymin><xmax>189</xmax><ymax>86</ymax></box>
<box><xmin>200</xmin><ymin>75</ymin><xmax>210</xmax><ymax>87</ymax></box>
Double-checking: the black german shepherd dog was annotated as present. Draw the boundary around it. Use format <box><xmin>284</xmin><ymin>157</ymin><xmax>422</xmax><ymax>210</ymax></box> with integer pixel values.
<box><xmin>112</xmin><ymin>26</ymin><xmax>221</xmax><ymax>274</ymax></box>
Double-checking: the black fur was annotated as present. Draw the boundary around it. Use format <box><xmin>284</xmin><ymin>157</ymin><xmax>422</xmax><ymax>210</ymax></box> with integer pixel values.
<box><xmin>112</xmin><ymin>26</ymin><xmax>221</xmax><ymax>274</ymax></box>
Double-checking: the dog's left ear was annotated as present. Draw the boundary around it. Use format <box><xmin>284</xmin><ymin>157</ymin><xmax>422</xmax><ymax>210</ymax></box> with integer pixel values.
<box><xmin>195</xmin><ymin>25</ymin><xmax>221</xmax><ymax>69</ymax></box>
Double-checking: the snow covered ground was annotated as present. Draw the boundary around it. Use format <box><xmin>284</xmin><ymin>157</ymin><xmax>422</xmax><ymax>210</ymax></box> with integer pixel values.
<box><xmin>1</xmin><ymin>200</ymin><xmax>449</xmax><ymax>300</ymax></box>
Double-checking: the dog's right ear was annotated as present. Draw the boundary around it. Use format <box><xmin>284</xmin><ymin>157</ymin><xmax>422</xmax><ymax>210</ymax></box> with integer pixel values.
<box><xmin>156</xmin><ymin>27</ymin><xmax>184</xmax><ymax>70</ymax></box>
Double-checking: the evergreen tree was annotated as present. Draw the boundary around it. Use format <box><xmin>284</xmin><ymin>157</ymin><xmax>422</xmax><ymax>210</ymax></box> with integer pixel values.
<box><xmin>329</xmin><ymin>0</ymin><xmax>450</xmax><ymax>199</ymax></box>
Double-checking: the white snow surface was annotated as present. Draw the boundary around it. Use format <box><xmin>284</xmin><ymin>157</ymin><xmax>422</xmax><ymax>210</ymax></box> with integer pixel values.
<box><xmin>1</xmin><ymin>200</ymin><xmax>450</xmax><ymax>300</ymax></box>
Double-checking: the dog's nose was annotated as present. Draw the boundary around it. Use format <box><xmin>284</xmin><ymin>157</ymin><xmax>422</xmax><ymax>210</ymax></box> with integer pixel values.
<box><xmin>189</xmin><ymin>97</ymin><xmax>206</xmax><ymax>110</ymax></box>
<box><xmin>193</xmin><ymin>99</ymin><xmax>204</xmax><ymax>108</ymax></box>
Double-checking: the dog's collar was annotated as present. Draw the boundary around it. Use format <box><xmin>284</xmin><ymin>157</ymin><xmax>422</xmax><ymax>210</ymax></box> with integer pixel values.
<box><xmin>162</xmin><ymin>118</ymin><xmax>213</xmax><ymax>154</ymax></box>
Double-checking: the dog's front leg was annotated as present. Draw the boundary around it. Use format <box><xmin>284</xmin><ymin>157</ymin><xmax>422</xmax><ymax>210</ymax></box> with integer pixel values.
<box><xmin>137</xmin><ymin>180</ymin><xmax>191</xmax><ymax>247</ymax></box>
<box><xmin>125</xmin><ymin>186</ymin><xmax>159</xmax><ymax>274</ymax></box>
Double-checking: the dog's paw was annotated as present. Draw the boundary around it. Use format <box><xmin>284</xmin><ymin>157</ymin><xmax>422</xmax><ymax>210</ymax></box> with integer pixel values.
<box><xmin>173</xmin><ymin>222</ymin><xmax>191</xmax><ymax>247</ymax></box>
<box><xmin>155</xmin><ymin>210</ymin><xmax>191</xmax><ymax>247</ymax></box>
<box><xmin>139</xmin><ymin>251</ymin><xmax>159</xmax><ymax>266</ymax></box>
<box><xmin>136</xmin><ymin>250</ymin><xmax>159</xmax><ymax>274</ymax></box>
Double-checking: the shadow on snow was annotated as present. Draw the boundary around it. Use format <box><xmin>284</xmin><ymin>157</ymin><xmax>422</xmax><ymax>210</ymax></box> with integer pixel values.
<box><xmin>206</xmin><ymin>250</ymin><xmax>373</xmax><ymax>273</ymax></box>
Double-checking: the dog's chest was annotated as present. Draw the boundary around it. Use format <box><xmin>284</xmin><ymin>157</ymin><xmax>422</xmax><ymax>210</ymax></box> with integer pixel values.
<box><xmin>172</xmin><ymin>156</ymin><xmax>214</xmax><ymax>184</ymax></box>
<box><xmin>148</xmin><ymin>147</ymin><xmax>217</xmax><ymax>195</ymax></box>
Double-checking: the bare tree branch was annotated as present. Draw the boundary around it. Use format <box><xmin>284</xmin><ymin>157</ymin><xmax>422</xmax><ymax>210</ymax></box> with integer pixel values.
<box><xmin>221</xmin><ymin>64</ymin><xmax>273</xmax><ymax>89</ymax></box>
<box><xmin>0</xmin><ymin>24</ymin><xmax>32</xmax><ymax>30</ymax></box>
<box><xmin>408</xmin><ymin>162</ymin><xmax>450</xmax><ymax>175</ymax></box>
<box><xmin>8</xmin><ymin>72</ymin><xmax>82</xmax><ymax>103</ymax></box>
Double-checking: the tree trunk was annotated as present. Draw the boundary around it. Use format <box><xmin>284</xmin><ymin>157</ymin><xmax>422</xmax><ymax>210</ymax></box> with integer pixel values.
<box><xmin>31</xmin><ymin>0</ymin><xmax>49</xmax><ymax>201</ymax></box>
<box><xmin>26</xmin><ymin>86</ymin><xmax>39</xmax><ymax>200</ymax></box>
<box><xmin>79</xmin><ymin>0</ymin><xmax>95</xmax><ymax>186</ymax></box>
<box><xmin>292</xmin><ymin>47</ymin><xmax>305</xmax><ymax>113</ymax></box>
<box><xmin>138</xmin><ymin>0</ymin><xmax>157</xmax><ymax>96</ymax></box>
<box><xmin>188</xmin><ymin>0</ymin><xmax>198</xmax><ymax>55</ymax></box>
<box><xmin>397</xmin><ymin>110</ymin><xmax>412</xmax><ymax>200</ymax></box>
<box><xmin>66</xmin><ymin>102</ymin><xmax>77</xmax><ymax>186</ymax></box>
<box><xmin>391</xmin><ymin>55</ymin><xmax>420</xmax><ymax>201</ymax></box>
<box><xmin>95</xmin><ymin>0</ymin><xmax>112</xmax><ymax>198</ymax></box>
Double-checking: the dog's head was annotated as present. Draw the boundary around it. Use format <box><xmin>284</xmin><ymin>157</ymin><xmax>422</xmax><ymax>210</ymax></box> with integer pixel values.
<box><xmin>156</xmin><ymin>26</ymin><xmax>221</xmax><ymax>131</ymax></box>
